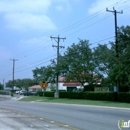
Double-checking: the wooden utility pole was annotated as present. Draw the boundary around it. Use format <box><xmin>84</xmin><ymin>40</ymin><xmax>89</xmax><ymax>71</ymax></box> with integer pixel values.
<box><xmin>50</xmin><ymin>36</ymin><xmax>66</xmax><ymax>98</ymax></box>
<box><xmin>10</xmin><ymin>59</ymin><xmax>18</xmax><ymax>90</ymax></box>
<box><xmin>106</xmin><ymin>7</ymin><xmax>123</xmax><ymax>92</ymax></box>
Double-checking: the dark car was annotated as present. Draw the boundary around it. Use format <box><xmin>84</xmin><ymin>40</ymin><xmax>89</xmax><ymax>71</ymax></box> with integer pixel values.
<box><xmin>23</xmin><ymin>91</ymin><xmax>37</xmax><ymax>96</ymax></box>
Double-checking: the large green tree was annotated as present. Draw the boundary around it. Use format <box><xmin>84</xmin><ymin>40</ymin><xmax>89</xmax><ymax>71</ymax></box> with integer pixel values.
<box><xmin>32</xmin><ymin>65</ymin><xmax>57</xmax><ymax>83</ymax></box>
<box><xmin>58</xmin><ymin>39</ymin><xmax>103</xmax><ymax>88</ymax></box>
<box><xmin>94</xmin><ymin>25</ymin><xmax>130</xmax><ymax>91</ymax></box>
<box><xmin>113</xmin><ymin>25</ymin><xmax>130</xmax><ymax>91</ymax></box>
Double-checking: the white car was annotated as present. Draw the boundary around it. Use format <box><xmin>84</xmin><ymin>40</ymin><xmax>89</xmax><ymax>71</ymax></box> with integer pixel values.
<box><xmin>19</xmin><ymin>90</ymin><xmax>26</xmax><ymax>95</ymax></box>
<box><xmin>15</xmin><ymin>91</ymin><xmax>20</xmax><ymax>94</ymax></box>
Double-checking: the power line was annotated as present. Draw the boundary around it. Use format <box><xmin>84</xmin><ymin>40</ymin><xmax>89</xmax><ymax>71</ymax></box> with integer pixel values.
<box><xmin>0</xmin><ymin>0</ymin><xmax>129</xmax><ymax>81</ymax></box>
<box><xmin>51</xmin><ymin>0</ymin><xmax>128</xmax><ymax>36</ymax></box>
<box><xmin>66</xmin><ymin>15</ymin><xmax>112</xmax><ymax>37</ymax></box>
<box><xmin>0</xmin><ymin>36</ymin><xmax>114</xmax><ymax>79</ymax></box>
<box><xmin>0</xmin><ymin>0</ymin><xmax>128</xmax><ymax>70</ymax></box>
<box><xmin>15</xmin><ymin>55</ymin><xmax>56</xmax><ymax>71</ymax></box>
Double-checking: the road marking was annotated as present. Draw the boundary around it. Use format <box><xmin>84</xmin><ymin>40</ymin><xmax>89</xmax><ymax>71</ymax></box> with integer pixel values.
<box><xmin>0</xmin><ymin>107</ymin><xmax>79</xmax><ymax>130</ymax></box>
<box><xmin>39</xmin><ymin>118</ymin><xmax>43</xmax><ymax>120</ymax></box>
<box><xmin>64</xmin><ymin>125</ymin><xmax>69</xmax><ymax>127</ymax></box>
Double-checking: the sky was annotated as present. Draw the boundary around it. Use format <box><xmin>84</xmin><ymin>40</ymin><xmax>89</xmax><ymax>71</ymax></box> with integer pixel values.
<box><xmin>0</xmin><ymin>0</ymin><xmax>130</xmax><ymax>85</ymax></box>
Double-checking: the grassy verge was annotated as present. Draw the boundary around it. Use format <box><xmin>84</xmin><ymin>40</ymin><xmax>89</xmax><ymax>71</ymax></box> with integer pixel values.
<box><xmin>19</xmin><ymin>96</ymin><xmax>130</xmax><ymax>108</ymax></box>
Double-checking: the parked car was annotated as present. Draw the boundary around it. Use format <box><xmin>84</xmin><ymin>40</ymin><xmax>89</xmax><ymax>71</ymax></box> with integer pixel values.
<box><xmin>23</xmin><ymin>91</ymin><xmax>37</xmax><ymax>96</ymax></box>
<box><xmin>15</xmin><ymin>91</ymin><xmax>20</xmax><ymax>94</ymax></box>
<box><xmin>19</xmin><ymin>90</ymin><xmax>26</xmax><ymax>95</ymax></box>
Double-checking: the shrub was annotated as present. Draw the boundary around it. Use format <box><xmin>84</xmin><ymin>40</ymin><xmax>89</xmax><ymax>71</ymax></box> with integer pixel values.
<box><xmin>38</xmin><ymin>91</ymin><xmax>54</xmax><ymax>97</ymax></box>
<box><xmin>59</xmin><ymin>92</ymin><xmax>115</xmax><ymax>101</ymax></box>
<box><xmin>117</xmin><ymin>92</ymin><xmax>130</xmax><ymax>103</ymax></box>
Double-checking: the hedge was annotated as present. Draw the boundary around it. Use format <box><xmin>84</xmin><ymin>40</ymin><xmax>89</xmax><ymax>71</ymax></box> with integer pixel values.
<box><xmin>59</xmin><ymin>92</ymin><xmax>115</xmax><ymax>101</ymax></box>
<box><xmin>117</xmin><ymin>92</ymin><xmax>130</xmax><ymax>103</ymax></box>
<box><xmin>38</xmin><ymin>91</ymin><xmax>54</xmax><ymax>97</ymax></box>
<box><xmin>38</xmin><ymin>91</ymin><xmax>130</xmax><ymax>103</ymax></box>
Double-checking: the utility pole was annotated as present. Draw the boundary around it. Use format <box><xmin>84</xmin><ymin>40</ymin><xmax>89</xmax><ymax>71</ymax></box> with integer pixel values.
<box><xmin>106</xmin><ymin>7</ymin><xmax>123</xmax><ymax>92</ymax></box>
<box><xmin>10</xmin><ymin>59</ymin><xmax>18</xmax><ymax>91</ymax></box>
<box><xmin>50</xmin><ymin>35</ymin><xmax>66</xmax><ymax>98</ymax></box>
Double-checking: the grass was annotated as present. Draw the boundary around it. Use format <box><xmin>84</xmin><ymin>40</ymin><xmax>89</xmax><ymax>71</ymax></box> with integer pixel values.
<box><xmin>19</xmin><ymin>96</ymin><xmax>130</xmax><ymax>108</ymax></box>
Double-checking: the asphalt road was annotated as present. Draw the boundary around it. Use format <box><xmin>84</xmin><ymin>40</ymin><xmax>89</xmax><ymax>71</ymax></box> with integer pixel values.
<box><xmin>0</xmin><ymin>98</ymin><xmax>130</xmax><ymax>130</ymax></box>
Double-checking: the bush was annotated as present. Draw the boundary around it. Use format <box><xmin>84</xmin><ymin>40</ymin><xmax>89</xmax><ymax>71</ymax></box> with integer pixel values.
<box><xmin>38</xmin><ymin>91</ymin><xmax>54</xmax><ymax>97</ymax></box>
<box><xmin>38</xmin><ymin>91</ymin><xmax>130</xmax><ymax>103</ymax></box>
<box><xmin>117</xmin><ymin>92</ymin><xmax>130</xmax><ymax>103</ymax></box>
<box><xmin>83</xmin><ymin>92</ymin><xmax>115</xmax><ymax>101</ymax></box>
<box><xmin>59</xmin><ymin>92</ymin><xmax>115</xmax><ymax>101</ymax></box>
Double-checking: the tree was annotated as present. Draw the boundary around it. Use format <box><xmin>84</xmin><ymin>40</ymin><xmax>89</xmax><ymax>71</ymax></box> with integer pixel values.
<box><xmin>6</xmin><ymin>78</ymin><xmax>37</xmax><ymax>91</ymax></box>
<box><xmin>5</xmin><ymin>80</ymin><xmax>14</xmax><ymax>89</ymax></box>
<box><xmin>0</xmin><ymin>83</ymin><xmax>4</xmax><ymax>90</ymax></box>
<box><xmin>94</xmin><ymin>25</ymin><xmax>130</xmax><ymax>91</ymax></box>
<box><xmin>114</xmin><ymin>25</ymin><xmax>130</xmax><ymax>91</ymax></box>
<box><xmin>19</xmin><ymin>78</ymin><xmax>37</xmax><ymax>90</ymax></box>
<box><xmin>32</xmin><ymin>65</ymin><xmax>57</xmax><ymax>83</ymax></box>
<box><xmin>93</xmin><ymin>44</ymin><xmax>116</xmax><ymax>86</ymax></box>
<box><xmin>58</xmin><ymin>39</ymin><xmax>103</xmax><ymax>89</ymax></box>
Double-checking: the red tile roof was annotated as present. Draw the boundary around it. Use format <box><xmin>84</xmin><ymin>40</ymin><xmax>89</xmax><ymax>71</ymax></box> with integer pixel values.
<box><xmin>28</xmin><ymin>85</ymin><xmax>41</xmax><ymax>89</ymax></box>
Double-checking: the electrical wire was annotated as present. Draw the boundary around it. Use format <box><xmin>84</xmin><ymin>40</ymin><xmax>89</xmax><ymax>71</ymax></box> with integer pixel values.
<box><xmin>0</xmin><ymin>0</ymin><xmax>129</xmax><ymax>81</ymax></box>
<box><xmin>2</xmin><ymin>0</ymin><xmax>128</xmax><ymax>63</ymax></box>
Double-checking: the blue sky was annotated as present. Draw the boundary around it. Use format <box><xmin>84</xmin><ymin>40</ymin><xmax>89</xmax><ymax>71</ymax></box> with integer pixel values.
<box><xmin>0</xmin><ymin>0</ymin><xmax>130</xmax><ymax>84</ymax></box>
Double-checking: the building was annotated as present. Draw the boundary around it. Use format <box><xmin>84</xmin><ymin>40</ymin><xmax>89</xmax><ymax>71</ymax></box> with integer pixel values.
<box><xmin>28</xmin><ymin>85</ymin><xmax>42</xmax><ymax>92</ymax></box>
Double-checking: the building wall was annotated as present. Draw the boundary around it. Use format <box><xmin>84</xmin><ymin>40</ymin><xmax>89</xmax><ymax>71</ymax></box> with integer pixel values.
<box><xmin>94</xmin><ymin>87</ymin><xmax>109</xmax><ymax>92</ymax></box>
<box><xmin>29</xmin><ymin>88</ymin><xmax>42</xmax><ymax>92</ymax></box>
<box><xmin>46</xmin><ymin>82</ymin><xmax>82</xmax><ymax>91</ymax></box>
<box><xmin>58</xmin><ymin>83</ymin><xmax>66</xmax><ymax>90</ymax></box>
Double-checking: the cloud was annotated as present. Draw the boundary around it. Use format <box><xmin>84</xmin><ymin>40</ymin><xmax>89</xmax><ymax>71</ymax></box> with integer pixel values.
<box><xmin>53</xmin><ymin>0</ymin><xmax>71</xmax><ymax>11</ymax></box>
<box><xmin>88</xmin><ymin>0</ymin><xmax>130</xmax><ymax>15</ymax></box>
<box><xmin>4</xmin><ymin>13</ymin><xmax>56</xmax><ymax>31</ymax></box>
<box><xmin>0</xmin><ymin>0</ymin><xmax>51</xmax><ymax>13</ymax></box>
<box><xmin>55</xmin><ymin>6</ymin><xmax>64</xmax><ymax>11</ymax></box>
<box><xmin>0</xmin><ymin>0</ymin><xmax>57</xmax><ymax>31</ymax></box>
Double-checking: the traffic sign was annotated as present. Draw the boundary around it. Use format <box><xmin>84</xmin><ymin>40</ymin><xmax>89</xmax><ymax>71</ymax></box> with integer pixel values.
<box><xmin>40</xmin><ymin>81</ymin><xmax>48</xmax><ymax>90</ymax></box>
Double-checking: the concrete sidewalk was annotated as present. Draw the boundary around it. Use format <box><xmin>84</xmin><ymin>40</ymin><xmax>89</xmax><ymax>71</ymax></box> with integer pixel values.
<box><xmin>0</xmin><ymin>108</ymin><xmax>72</xmax><ymax>130</ymax></box>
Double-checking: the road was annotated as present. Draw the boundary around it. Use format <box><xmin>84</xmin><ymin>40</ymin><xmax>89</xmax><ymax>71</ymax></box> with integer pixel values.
<box><xmin>0</xmin><ymin>98</ymin><xmax>130</xmax><ymax>130</ymax></box>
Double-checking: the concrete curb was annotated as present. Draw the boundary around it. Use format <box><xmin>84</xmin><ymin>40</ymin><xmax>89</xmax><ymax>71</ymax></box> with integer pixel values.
<box><xmin>28</xmin><ymin>101</ymin><xmax>130</xmax><ymax>111</ymax></box>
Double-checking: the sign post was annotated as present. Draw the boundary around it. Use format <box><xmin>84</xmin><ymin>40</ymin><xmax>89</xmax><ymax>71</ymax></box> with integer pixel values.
<box><xmin>40</xmin><ymin>81</ymin><xmax>48</xmax><ymax>99</ymax></box>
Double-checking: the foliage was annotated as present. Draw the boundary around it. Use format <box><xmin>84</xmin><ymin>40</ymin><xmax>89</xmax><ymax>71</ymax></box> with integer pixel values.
<box><xmin>59</xmin><ymin>91</ymin><xmax>115</xmax><ymax>101</ymax></box>
<box><xmin>58</xmin><ymin>39</ymin><xmax>103</xmax><ymax>88</ymax></box>
<box><xmin>32</xmin><ymin>26</ymin><xmax>130</xmax><ymax>92</ymax></box>
<box><xmin>32</xmin><ymin>65</ymin><xmax>57</xmax><ymax>83</ymax></box>
<box><xmin>5</xmin><ymin>80</ymin><xmax>14</xmax><ymax>89</ymax></box>
<box><xmin>117</xmin><ymin>92</ymin><xmax>130</xmax><ymax>103</ymax></box>
<box><xmin>0</xmin><ymin>83</ymin><xmax>4</xmax><ymax>90</ymax></box>
<box><xmin>93</xmin><ymin>26</ymin><xmax>130</xmax><ymax>91</ymax></box>
<box><xmin>38</xmin><ymin>91</ymin><xmax>54</xmax><ymax>97</ymax></box>
<box><xmin>59</xmin><ymin>91</ymin><xmax>130</xmax><ymax>103</ymax></box>
<box><xmin>5</xmin><ymin>78</ymin><xmax>38</xmax><ymax>90</ymax></box>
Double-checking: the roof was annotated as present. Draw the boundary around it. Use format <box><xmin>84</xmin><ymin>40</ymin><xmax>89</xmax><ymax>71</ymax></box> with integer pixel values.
<box><xmin>28</xmin><ymin>85</ymin><xmax>41</xmax><ymax>89</ymax></box>
<box><xmin>58</xmin><ymin>77</ymin><xmax>66</xmax><ymax>82</ymax></box>
<box><xmin>63</xmin><ymin>83</ymin><xmax>81</xmax><ymax>87</ymax></box>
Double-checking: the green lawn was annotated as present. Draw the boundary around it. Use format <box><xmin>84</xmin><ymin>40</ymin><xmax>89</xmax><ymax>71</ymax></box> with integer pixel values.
<box><xmin>19</xmin><ymin>96</ymin><xmax>130</xmax><ymax>108</ymax></box>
